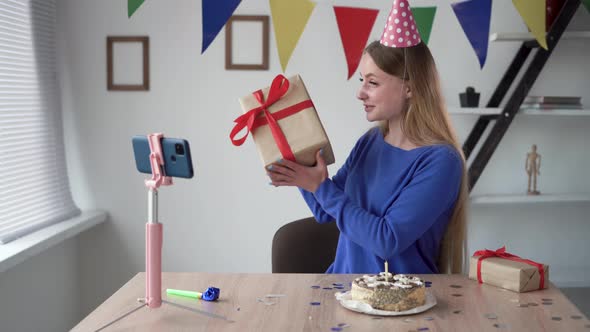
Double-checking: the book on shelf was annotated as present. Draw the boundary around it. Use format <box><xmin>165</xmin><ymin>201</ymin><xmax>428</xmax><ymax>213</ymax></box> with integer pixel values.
<box><xmin>523</xmin><ymin>96</ymin><xmax>582</xmax><ymax>105</ymax></box>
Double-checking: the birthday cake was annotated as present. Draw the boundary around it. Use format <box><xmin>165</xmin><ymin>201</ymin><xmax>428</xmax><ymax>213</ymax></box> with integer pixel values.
<box><xmin>351</xmin><ymin>273</ymin><xmax>425</xmax><ymax>311</ymax></box>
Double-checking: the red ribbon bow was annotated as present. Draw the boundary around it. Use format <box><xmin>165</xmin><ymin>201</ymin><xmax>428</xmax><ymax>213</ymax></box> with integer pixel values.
<box><xmin>229</xmin><ymin>75</ymin><xmax>314</xmax><ymax>162</ymax></box>
<box><xmin>473</xmin><ymin>246</ymin><xmax>545</xmax><ymax>289</ymax></box>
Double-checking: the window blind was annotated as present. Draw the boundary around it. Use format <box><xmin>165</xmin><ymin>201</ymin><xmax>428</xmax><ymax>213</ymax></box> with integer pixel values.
<box><xmin>0</xmin><ymin>0</ymin><xmax>80</xmax><ymax>244</ymax></box>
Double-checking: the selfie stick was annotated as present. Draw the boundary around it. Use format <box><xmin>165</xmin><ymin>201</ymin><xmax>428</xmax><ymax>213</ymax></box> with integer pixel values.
<box><xmin>94</xmin><ymin>133</ymin><xmax>230</xmax><ymax>331</ymax></box>
<box><xmin>144</xmin><ymin>132</ymin><xmax>172</xmax><ymax>308</ymax></box>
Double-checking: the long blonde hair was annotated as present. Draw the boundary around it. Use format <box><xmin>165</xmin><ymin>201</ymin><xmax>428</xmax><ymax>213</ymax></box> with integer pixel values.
<box><xmin>365</xmin><ymin>41</ymin><xmax>469</xmax><ymax>274</ymax></box>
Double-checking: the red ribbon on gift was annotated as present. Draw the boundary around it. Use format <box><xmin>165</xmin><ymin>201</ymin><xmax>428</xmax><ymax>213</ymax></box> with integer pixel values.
<box><xmin>473</xmin><ymin>246</ymin><xmax>545</xmax><ymax>289</ymax></box>
<box><xmin>230</xmin><ymin>75</ymin><xmax>314</xmax><ymax>162</ymax></box>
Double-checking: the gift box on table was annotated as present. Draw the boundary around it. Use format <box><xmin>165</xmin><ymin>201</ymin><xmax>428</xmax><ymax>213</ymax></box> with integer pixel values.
<box><xmin>468</xmin><ymin>246</ymin><xmax>549</xmax><ymax>293</ymax></box>
<box><xmin>230</xmin><ymin>74</ymin><xmax>335</xmax><ymax>169</ymax></box>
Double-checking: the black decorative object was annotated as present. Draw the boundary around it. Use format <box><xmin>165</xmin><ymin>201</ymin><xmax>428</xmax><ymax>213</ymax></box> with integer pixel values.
<box><xmin>459</xmin><ymin>86</ymin><xmax>480</xmax><ymax>107</ymax></box>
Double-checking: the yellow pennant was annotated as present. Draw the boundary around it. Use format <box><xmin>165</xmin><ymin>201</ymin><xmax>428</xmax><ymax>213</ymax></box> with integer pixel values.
<box><xmin>269</xmin><ymin>0</ymin><xmax>316</xmax><ymax>72</ymax></box>
<box><xmin>512</xmin><ymin>0</ymin><xmax>547</xmax><ymax>49</ymax></box>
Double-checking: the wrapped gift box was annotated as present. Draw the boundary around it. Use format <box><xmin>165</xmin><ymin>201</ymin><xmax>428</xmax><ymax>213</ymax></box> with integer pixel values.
<box><xmin>234</xmin><ymin>74</ymin><xmax>335</xmax><ymax>169</ymax></box>
<box><xmin>468</xmin><ymin>249</ymin><xmax>549</xmax><ymax>293</ymax></box>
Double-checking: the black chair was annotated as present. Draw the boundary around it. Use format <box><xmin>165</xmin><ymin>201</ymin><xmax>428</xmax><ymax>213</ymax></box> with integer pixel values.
<box><xmin>272</xmin><ymin>217</ymin><xmax>340</xmax><ymax>273</ymax></box>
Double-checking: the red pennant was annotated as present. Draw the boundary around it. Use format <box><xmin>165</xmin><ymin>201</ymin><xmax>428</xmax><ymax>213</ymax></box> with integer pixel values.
<box><xmin>334</xmin><ymin>7</ymin><xmax>379</xmax><ymax>80</ymax></box>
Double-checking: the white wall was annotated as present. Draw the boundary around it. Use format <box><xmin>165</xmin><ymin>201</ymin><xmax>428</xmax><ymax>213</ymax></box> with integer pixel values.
<box><xmin>55</xmin><ymin>0</ymin><xmax>590</xmax><ymax>319</ymax></box>
<box><xmin>0</xmin><ymin>239</ymin><xmax>80</xmax><ymax>332</ymax></box>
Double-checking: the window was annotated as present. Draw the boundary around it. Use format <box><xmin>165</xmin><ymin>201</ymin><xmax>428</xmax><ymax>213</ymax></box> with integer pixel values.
<box><xmin>0</xmin><ymin>0</ymin><xmax>79</xmax><ymax>244</ymax></box>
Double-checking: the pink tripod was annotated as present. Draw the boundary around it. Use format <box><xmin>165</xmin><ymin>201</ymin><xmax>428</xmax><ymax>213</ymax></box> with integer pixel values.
<box><xmin>95</xmin><ymin>133</ymin><xmax>231</xmax><ymax>331</ymax></box>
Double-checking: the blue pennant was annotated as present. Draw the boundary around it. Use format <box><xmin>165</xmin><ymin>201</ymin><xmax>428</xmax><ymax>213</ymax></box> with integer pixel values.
<box><xmin>202</xmin><ymin>0</ymin><xmax>242</xmax><ymax>54</ymax></box>
<box><xmin>451</xmin><ymin>0</ymin><xmax>492</xmax><ymax>69</ymax></box>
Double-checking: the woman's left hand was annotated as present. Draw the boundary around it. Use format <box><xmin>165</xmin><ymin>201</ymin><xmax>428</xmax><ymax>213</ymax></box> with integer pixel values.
<box><xmin>267</xmin><ymin>149</ymin><xmax>328</xmax><ymax>193</ymax></box>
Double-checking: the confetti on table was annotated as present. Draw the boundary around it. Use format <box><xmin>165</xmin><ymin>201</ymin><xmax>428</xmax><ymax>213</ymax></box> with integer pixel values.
<box><xmin>551</xmin><ymin>316</ymin><xmax>562</xmax><ymax>321</ymax></box>
<box><xmin>418</xmin><ymin>328</ymin><xmax>430</xmax><ymax>331</ymax></box>
<box><xmin>451</xmin><ymin>294</ymin><xmax>463</xmax><ymax>297</ymax></box>
<box><xmin>330</xmin><ymin>323</ymin><xmax>350</xmax><ymax>331</ymax></box>
<box><xmin>485</xmin><ymin>313</ymin><xmax>498</xmax><ymax>319</ymax></box>
<box><xmin>257</xmin><ymin>298</ymin><xmax>276</xmax><ymax>306</ymax></box>
<box><xmin>541</xmin><ymin>298</ymin><xmax>553</xmax><ymax>302</ymax></box>
<box><xmin>323</xmin><ymin>287</ymin><xmax>333</xmax><ymax>290</ymax></box>
<box><xmin>310</xmin><ymin>302</ymin><xmax>321</xmax><ymax>306</ymax></box>
<box><xmin>527</xmin><ymin>302</ymin><xmax>538</xmax><ymax>306</ymax></box>
<box><xmin>450</xmin><ymin>284</ymin><xmax>462</xmax><ymax>288</ymax></box>
<box><xmin>541</xmin><ymin>302</ymin><xmax>553</xmax><ymax>306</ymax></box>
<box><xmin>493</xmin><ymin>323</ymin><xmax>508</xmax><ymax>328</ymax></box>
<box><xmin>311</xmin><ymin>285</ymin><xmax>321</xmax><ymax>289</ymax></box>
<box><xmin>571</xmin><ymin>315</ymin><xmax>583</xmax><ymax>320</ymax></box>
<box><xmin>372</xmin><ymin>317</ymin><xmax>383</xmax><ymax>320</ymax></box>
<box><xmin>424</xmin><ymin>317</ymin><xmax>434</xmax><ymax>321</ymax></box>
<box><xmin>333</xmin><ymin>283</ymin><xmax>344</xmax><ymax>286</ymax></box>
<box><xmin>518</xmin><ymin>303</ymin><xmax>529</xmax><ymax>308</ymax></box>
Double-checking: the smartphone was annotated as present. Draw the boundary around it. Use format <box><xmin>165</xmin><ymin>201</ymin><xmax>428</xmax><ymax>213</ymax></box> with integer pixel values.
<box><xmin>132</xmin><ymin>135</ymin><xmax>194</xmax><ymax>179</ymax></box>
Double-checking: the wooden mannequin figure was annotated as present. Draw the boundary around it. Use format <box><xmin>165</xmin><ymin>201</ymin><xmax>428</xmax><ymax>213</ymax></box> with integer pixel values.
<box><xmin>525</xmin><ymin>144</ymin><xmax>541</xmax><ymax>195</ymax></box>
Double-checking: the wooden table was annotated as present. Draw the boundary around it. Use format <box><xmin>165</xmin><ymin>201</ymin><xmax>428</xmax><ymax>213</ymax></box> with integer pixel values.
<box><xmin>72</xmin><ymin>273</ymin><xmax>589</xmax><ymax>331</ymax></box>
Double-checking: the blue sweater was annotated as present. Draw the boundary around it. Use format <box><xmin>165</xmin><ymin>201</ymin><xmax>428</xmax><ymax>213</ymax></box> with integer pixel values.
<box><xmin>300</xmin><ymin>128</ymin><xmax>462</xmax><ymax>274</ymax></box>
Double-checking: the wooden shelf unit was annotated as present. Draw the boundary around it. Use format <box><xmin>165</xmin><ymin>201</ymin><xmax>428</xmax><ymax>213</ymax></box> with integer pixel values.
<box><xmin>471</xmin><ymin>193</ymin><xmax>590</xmax><ymax>204</ymax></box>
<box><xmin>448</xmin><ymin>107</ymin><xmax>590</xmax><ymax>116</ymax></box>
<box><xmin>490</xmin><ymin>31</ymin><xmax>590</xmax><ymax>42</ymax></box>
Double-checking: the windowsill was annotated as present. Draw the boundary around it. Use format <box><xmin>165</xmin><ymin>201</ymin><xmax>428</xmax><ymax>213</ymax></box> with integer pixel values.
<box><xmin>0</xmin><ymin>209</ymin><xmax>108</xmax><ymax>274</ymax></box>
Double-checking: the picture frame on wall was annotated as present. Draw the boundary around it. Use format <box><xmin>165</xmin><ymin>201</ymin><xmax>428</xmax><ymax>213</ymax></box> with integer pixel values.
<box><xmin>106</xmin><ymin>36</ymin><xmax>150</xmax><ymax>91</ymax></box>
<box><xmin>225</xmin><ymin>15</ymin><xmax>269</xmax><ymax>70</ymax></box>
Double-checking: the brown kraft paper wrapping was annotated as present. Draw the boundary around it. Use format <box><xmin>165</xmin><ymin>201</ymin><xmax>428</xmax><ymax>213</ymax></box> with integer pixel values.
<box><xmin>238</xmin><ymin>75</ymin><xmax>335</xmax><ymax>168</ymax></box>
<box><xmin>468</xmin><ymin>255</ymin><xmax>549</xmax><ymax>293</ymax></box>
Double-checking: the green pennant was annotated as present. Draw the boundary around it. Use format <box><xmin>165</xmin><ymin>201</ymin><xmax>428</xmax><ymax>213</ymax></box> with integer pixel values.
<box><xmin>583</xmin><ymin>0</ymin><xmax>590</xmax><ymax>13</ymax></box>
<box><xmin>128</xmin><ymin>0</ymin><xmax>145</xmax><ymax>18</ymax></box>
<box><xmin>411</xmin><ymin>7</ymin><xmax>437</xmax><ymax>45</ymax></box>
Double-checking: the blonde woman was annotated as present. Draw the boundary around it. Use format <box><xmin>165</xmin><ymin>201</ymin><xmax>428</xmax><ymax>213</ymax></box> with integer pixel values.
<box><xmin>267</xmin><ymin>1</ymin><xmax>468</xmax><ymax>275</ymax></box>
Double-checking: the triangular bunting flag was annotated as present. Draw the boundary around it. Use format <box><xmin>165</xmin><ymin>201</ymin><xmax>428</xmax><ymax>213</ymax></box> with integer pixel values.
<box><xmin>270</xmin><ymin>0</ymin><xmax>316</xmax><ymax>72</ymax></box>
<box><xmin>334</xmin><ymin>7</ymin><xmax>378</xmax><ymax>80</ymax></box>
<box><xmin>128</xmin><ymin>0</ymin><xmax>145</xmax><ymax>18</ymax></box>
<box><xmin>451</xmin><ymin>0</ymin><xmax>492</xmax><ymax>68</ymax></box>
<box><xmin>410</xmin><ymin>7</ymin><xmax>436</xmax><ymax>45</ymax></box>
<box><xmin>583</xmin><ymin>0</ymin><xmax>590</xmax><ymax>13</ymax></box>
<box><xmin>546</xmin><ymin>0</ymin><xmax>566</xmax><ymax>30</ymax></box>
<box><xmin>202</xmin><ymin>0</ymin><xmax>242</xmax><ymax>54</ymax></box>
<box><xmin>512</xmin><ymin>0</ymin><xmax>547</xmax><ymax>49</ymax></box>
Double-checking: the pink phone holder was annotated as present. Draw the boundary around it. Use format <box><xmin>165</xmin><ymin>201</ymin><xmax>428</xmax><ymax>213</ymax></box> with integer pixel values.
<box><xmin>144</xmin><ymin>133</ymin><xmax>170</xmax><ymax>308</ymax></box>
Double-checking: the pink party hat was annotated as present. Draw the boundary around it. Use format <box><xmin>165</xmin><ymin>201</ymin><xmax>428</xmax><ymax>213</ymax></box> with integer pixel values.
<box><xmin>380</xmin><ymin>0</ymin><xmax>421</xmax><ymax>48</ymax></box>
